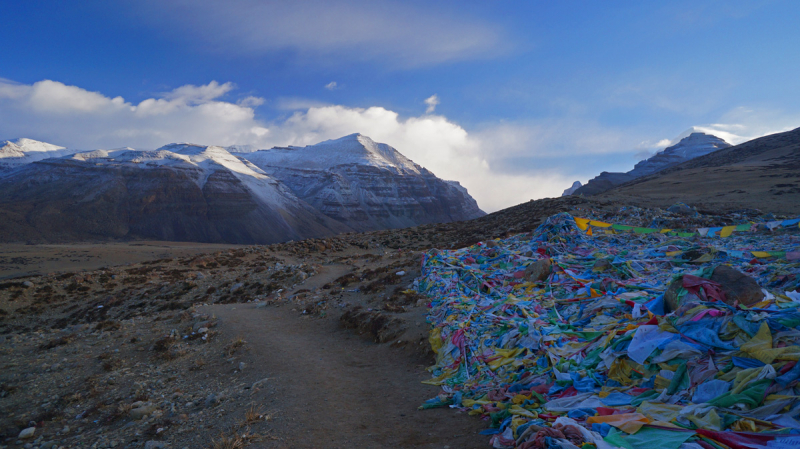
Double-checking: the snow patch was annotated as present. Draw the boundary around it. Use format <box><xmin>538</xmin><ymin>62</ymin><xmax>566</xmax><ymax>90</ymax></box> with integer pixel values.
<box><xmin>240</xmin><ymin>133</ymin><xmax>422</xmax><ymax>174</ymax></box>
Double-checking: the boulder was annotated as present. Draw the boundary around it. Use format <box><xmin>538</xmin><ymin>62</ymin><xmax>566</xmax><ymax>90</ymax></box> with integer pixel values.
<box><xmin>524</xmin><ymin>258</ymin><xmax>552</xmax><ymax>283</ymax></box>
<box><xmin>709</xmin><ymin>265</ymin><xmax>765</xmax><ymax>307</ymax></box>
<box><xmin>664</xmin><ymin>265</ymin><xmax>764</xmax><ymax>312</ymax></box>
<box><xmin>667</xmin><ymin>203</ymin><xmax>695</xmax><ymax>215</ymax></box>
<box><xmin>592</xmin><ymin>259</ymin><xmax>613</xmax><ymax>273</ymax></box>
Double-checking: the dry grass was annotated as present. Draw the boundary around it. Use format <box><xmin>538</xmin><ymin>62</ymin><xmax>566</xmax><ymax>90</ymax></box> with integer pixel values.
<box><xmin>210</xmin><ymin>433</ymin><xmax>245</xmax><ymax>449</ymax></box>
<box><xmin>224</xmin><ymin>336</ymin><xmax>246</xmax><ymax>355</ymax></box>
<box><xmin>117</xmin><ymin>403</ymin><xmax>133</xmax><ymax>415</ymax></box>
<box><xmin>210</xmin><ymin>427</ymin><xmax>275</xmax><ymax>449</ymax></box>
<box><xmin>243</xmin><ymin>404</ymin><xmax>263</xmax><ymax>425</ymax></box>
<box><xmin>189</xmin><ymin>357</ymin><xmax>206</xmax><ymax>371</ymax></box>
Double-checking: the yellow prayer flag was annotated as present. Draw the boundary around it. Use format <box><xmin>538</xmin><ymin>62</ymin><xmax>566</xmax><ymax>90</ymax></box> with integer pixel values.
<box><xmin>720</xmin><ymin>226</ymin><xmax>736</xmax><ymax>238</ymax></box>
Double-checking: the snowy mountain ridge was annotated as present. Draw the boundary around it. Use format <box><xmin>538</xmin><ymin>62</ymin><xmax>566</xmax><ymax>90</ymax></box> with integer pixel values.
<box><xmin>0</xmin><ymin>134</ymin><xmax>484</xmax><ymax>243</ymax></box>
<box><xmin>239</xmin><ymin>134</ymin><xmax>422</xmax><ymax>175</ymax></box>
<box><xmin>0</xmin><ymin>138</ymin><xmax>78</xmax><ymax>170</ymax></box>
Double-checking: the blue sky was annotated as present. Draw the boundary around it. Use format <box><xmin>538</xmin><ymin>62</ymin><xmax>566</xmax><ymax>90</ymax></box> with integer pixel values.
<box><xmin>1</xmin><ymin>0</ymin><xmax>799</xmax><ymax>211</ymax></box>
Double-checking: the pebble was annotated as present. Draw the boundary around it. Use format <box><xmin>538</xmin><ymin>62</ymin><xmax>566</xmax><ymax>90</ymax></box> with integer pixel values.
<box><xmin>238</xmin><ymin>362</ymin><xmax>246</xmax><ymax>371</ymax></box>
<box><xmin>144</xmin><ymin>442</ymin><xmax>168</xmax><ymax>449</ymax></box>
<box><xmin>18</xmin><ymin>427</ymin><xmax>36</xmax><ymax>439</ymax></box>
<box><xmin>204</xmin><ymin>393</ymin><xmax>218</xmax><ymax>407</ymax></box>
<box><xmin>192</xmin><ymin>321</ymin><xmax>210</xmax><ymax>332</ymax></box>
<box><xmin>130</xmin><ymin>405</ymin><xmax>158</xmax><ymax>420</ymax></box>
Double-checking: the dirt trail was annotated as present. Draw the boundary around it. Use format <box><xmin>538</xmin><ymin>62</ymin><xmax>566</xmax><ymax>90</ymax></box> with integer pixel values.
<box><xmin>203</xmin><ymin>301</ymin><xmax>484</xmax><ymax>449</ymax></box>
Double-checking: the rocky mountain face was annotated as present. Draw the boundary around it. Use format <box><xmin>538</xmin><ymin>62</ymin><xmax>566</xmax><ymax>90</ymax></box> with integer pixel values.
<box><xmin>239</xmin><ymin>134</ymin><xmax>485</xmax><ymax>232</ymax></box>
<box><xmin>0</xmin><ymin>135</ymin><xmax>484</xmax><ymax>243</ymax></box>
<box><xmin>569</xmin><ymin>132</ymin><xmax>730</xmax><ymax>196</ymax></box>
<box><xmin>0</xmin><ymin>144</ymin><xmax>352</xmax><ymax>244</ymax></box>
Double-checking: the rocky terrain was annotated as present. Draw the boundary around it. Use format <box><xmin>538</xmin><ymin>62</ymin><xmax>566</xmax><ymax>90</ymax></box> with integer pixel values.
<box><xmin>571</xmin><ymin>132</ymin><xmax>730</xmax><ymax>196</ymax></box>
<box><xmin>0</xmin><ymin>135</ymin><xmax>483</xmax><ymax>245</ymax></box>
<box><xmin>2</xmin><ymin>193</ymin><xmax>792</xmax><ymax>448</ymax></box>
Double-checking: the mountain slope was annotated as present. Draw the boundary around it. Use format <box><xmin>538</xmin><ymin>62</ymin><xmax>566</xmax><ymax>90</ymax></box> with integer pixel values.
<box><xmin>572</xmin><ymin>132</ymin><xmax>730</xmax><ymax>196</ymax></box>
<box><xmin>239</xmin><ymin>134</ymin><xmax>485</xmax><ymax>232</ymax></box>
<box><xmin>0</xmin><ymin>144</ymin><xmax>352</xmax><ymax>243</ymax></box>
<box><xmin>598</xmin><ymin>127</ymin><xmax>800</xmax><ymax>213</ymax></box>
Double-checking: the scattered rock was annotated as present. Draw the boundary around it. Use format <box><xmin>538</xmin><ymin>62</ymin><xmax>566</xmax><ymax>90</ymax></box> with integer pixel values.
<box><xmin>230</xmin><ymin>282</ymin><xmax>244</xmax><ymax>294</ymax></box>
<box><xmin>130</xmin><ymin>404</ymin><xmax>158</xmax><ymax>420</ymax></box>
<box><xmin>524</xmin><ymin>258</ymin><xmax>552</xmax><ymax>282</ymax></box>
<box><xmin>144</xmin><ymin>441</ymin><xmax>168</xmax><ymax>449</ymax></box>
<box><xmin>205</xmin><ymin>393</ymin><xmax>218</xmax><ymax>407</ymax></box>
<box><xmin>18</xmin><ymin>427</ymin><xmax>35</xmax><ymax>439</ymax></box>
<box><xmin>251</xmin><ymin>378</ymin><xmax>270</xmax><ymax>389</ymax></box>
<box><xmin>192</xmin><ymin>321</ymin><xmax>210</xmax><ymax>332</ymax></box>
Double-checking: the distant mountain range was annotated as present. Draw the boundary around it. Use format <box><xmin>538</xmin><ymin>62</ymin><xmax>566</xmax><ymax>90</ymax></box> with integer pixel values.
<box><xmin>0</xmin><ymin>134</ymin><xmax>484</xmax><ymax>243</ymax></box>
<box><xmin>564</xmin><ymin>132</ymin><xmax>731</xmax><ymax>196</ymax></box>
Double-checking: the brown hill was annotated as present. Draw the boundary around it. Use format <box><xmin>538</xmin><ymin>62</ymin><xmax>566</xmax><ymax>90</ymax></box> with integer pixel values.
<box><xmin>596</xmin><ymin>127</ymin><xmax>800</xmax><ymax>214</ymax></box>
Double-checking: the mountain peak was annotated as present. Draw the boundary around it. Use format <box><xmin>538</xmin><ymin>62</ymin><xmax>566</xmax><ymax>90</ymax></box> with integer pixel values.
<box><xmin>1</xmin><ymin>138</ymin><xmax>76</xmax><ymax>170</ymax></box>
<box><xmin>561</xmin><ymin>181</ymin><xmax>582</xmax><ymax>196</ymax></box>
<box><xmin>244</xmin><ymin>134</ymin><xmax>421</xmax><ymax>174</ymax></box>
<box><xmin>2</xmin><ymin>138</ymin><xmax>67</xmax><ymax>154</ymax></box>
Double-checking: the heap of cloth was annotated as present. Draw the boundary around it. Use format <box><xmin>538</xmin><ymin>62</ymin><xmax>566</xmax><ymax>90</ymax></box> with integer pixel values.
<box><xmin>415</xmin><ymin>212</ymin><xmax>800</xmax><ymax>449</ymax></box>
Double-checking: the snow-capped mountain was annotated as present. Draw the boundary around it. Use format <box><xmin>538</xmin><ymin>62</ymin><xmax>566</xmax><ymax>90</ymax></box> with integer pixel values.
<box><xmin>561</xmin><ymin>181</ymin><xmax>582</xmax><ymax>196</ymax></box>
<box><xmin>569</xmin><ymin>132</ymin><xmax>730</xmax><ymax>196</ymax></box>
<box><xmin>239</xmin><ymin>134</ymin><xmax>484</xmax><ymax>232</ymax></box>
<box><xmin>627</xmin><ymin>132</ymin><xmax>731</xmax><ymax>178</ymax></box>
<box><xmin>0</xmin><ymin>135</ymin><xmax>484</xmax><ymax>243</ymax></box>
<box><xmin>0</xmin><ymin>138</ymin><xmax>78</xmax><ymax>171</ymax></box>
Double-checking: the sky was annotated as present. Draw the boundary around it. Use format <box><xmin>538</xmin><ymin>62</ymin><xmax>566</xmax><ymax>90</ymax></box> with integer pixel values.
<box><xmin>1</xmin><ymin>0</ymin><xmax>799</xmax><ymax>212</ymax></box>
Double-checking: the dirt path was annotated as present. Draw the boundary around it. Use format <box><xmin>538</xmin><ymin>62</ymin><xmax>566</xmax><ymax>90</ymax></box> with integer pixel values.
<box><xmin>203</xmin><ymin>301</ymin><xmax>485</xmax><ymax>449</ymax></box>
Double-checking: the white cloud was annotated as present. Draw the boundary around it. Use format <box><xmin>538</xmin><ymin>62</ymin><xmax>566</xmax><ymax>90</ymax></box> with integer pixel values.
<box><xmin>325</xmin><ymin>81</ymin><xmax>338</xmax><ymax>91</ymax></box>
<box><xmin>131</xmin><ymin>0</ymin><xmax>506</xmax><ymax>67</ymax></box>
<box><xmin>0</xmin><ymin>79</ymin><xmax>263</xmax><ymax>150</ymax></box>
<box><xmin>424</xmin><ymin>94</ymin><xmax>440</xmax><ymax>114</ymax></box>
<box><xmin>664</xmin><ymin>107</ymin><xmax>800</xmax><ymax>146</ymax></box>
<box><xmin>655</xmin><ymin>138</ymin><xmax>671</xmax><ymax>147</ymax></box>
<box><xmin>162</xmin><ymin>81</ymin><xmax>234</xmax><ymax>104</ymax></box>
